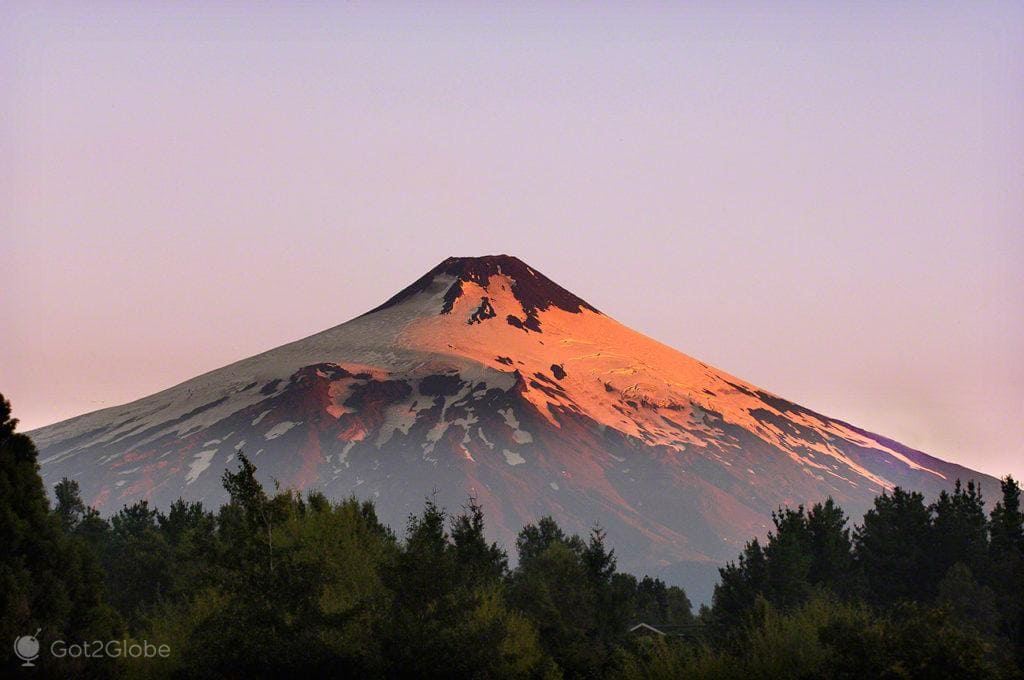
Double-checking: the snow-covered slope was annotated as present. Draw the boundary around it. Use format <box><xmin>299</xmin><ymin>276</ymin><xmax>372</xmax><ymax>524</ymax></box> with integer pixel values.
<box><xmin>29</xmin><ymin>255</ymin><xmax>994</xmax><ymax>596</ymax></box>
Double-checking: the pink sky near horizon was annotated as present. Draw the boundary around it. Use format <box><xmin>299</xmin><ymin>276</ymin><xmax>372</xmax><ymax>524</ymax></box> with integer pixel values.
<box><xmin>2</xmin><ymin>2</ymin><xmax>1022</xmax><ymax>481</ymax></box>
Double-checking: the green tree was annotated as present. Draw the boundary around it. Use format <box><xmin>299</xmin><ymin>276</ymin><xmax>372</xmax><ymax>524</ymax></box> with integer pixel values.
<box><xmin>515</xmin><ymin>514</ymin><xmax>585</xmax><ymax>562</ymax></box>
<box><xmin>806</xmin><ymin>498</ymin><xmax>853</xmax><ymax>593</ymax></box>
<box><xmin>511</xmin><ymin>518</ymin><xmax>629</xmax><ymax>677</ymax></box>
<box><xmin>931</xmin><ymin>479</ymin><xmax>989</xmax><ymax>578</ymax></box>
<box><xmin>157</xmin><ymin>499</ymin><xmax>219</xmax><ymax>600</ymax></box>
<box><xmin>0</xmin><ymin>394</ymin><xmax>117</xmax><ymax>676</ymax></box>
<box><xmin>762</xmin><ymin>506</ymin><xmax>814</xmax><ymax>609</ymax></box>
<box><xmin>54</xmin><ymin>477</ymin><xmax>87</xmax><ymax>532</ymax></box>
<box><xmin>937</xmin><ymin>563</ymin><xmax>1002</xmax><ymax>639</ymax></box>
<box><xmin>853</xmin><ymin>487</ymin><xmax>935</xmax><ymax>605</ymax></box>
<box><xmin>990</xmin><ymin>477</ymin><xmax>1024</xmax><ymax>558</ymax></box>
<box><xmin>710</xmin><ymin>537</ymin><xmax>767</xmax><ymax>635</ymax></box>
<box><xmin>988</xmin><ymin>476</ymin><xmax>1024</xmax><ymax>666</ymax></box>
<box><xmin>103</xmin><ymin>501</ymin><xmax>175</xmax><ymax>629</ymax></box>
<box><xmin>451</xmin><ymin>496</ymin><xmax>509</xmax><ymax>588</ymax></box>
<box><xmin>379</xmin><ymin>497</ymin><xmax>458</xmax><ymax>675</ymax></box>
<box><xmin>633</xmin><ymin>575</ymin><xmax>693</xmax><ymax>626</ymax></box>
<box><xmin>709</xmin><ymin>498</ymin><xmax>852</xmax><ymax>638</ymax></box>
<box><xmin>164</xmin><ymin>455</ymin><xmax>339</xmax><ymax>677</ymax></box>
<box><xmin>380</xmin><ymin>497</ymin><xmax>549</xmax><ymax>677</ymax></box>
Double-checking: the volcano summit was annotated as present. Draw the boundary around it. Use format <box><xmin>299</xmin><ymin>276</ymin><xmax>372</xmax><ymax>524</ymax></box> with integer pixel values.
<box><xmin>29</xmin><ymin>255</ymin><xmax>994</xmax><ymax>596</ymax></box>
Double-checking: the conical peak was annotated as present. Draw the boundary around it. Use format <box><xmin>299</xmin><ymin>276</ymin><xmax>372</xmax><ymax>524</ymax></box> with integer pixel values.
<box><xmin>432</xmin><ymin>254</ymin><xmax>535</xmax><ymax>282</ymax></box>
<box><xmin>365</xmin><ymin>255</ymin><xmax>599</xmax><ymax>319</ymax></box>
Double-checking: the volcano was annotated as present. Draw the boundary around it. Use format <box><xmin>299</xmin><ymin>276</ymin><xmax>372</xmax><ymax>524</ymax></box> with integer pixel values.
<box><xmin>29</xmin><ymin>255</ymin><xmax>994</xmax><ymax>600</ymax></box>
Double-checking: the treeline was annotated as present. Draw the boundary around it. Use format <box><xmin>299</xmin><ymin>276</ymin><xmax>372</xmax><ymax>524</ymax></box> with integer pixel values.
<box><xmin>689</xmin><ymin>481</ymin><xmax>1024</xmax><ymax>678</ymax></box>
<box><xmin>2</xmin><ymin>393</ymin><xmax>1022</xmax><ymax>678</ymax></box>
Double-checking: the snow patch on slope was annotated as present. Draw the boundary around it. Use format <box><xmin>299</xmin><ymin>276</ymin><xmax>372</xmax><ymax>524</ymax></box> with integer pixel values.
<box><xmin>186</xmin><ymin>450</ymin><xmax>217</xmax><ymax>485</ymax></box>
<box><xmin>264</xmin><ymin>421</ymin><xmax>301</xmax><ymax>440</ymax></box>
<box><xmin>503</xmin><ymin>449</ymin><xmax>525</xmax><ymax>466</ymax></box>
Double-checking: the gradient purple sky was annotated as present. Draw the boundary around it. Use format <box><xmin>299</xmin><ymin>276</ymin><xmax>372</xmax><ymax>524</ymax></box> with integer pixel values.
<box><xmin>2</xmin><ymin>2</ymin><xmax>1022</xmax><ymax>480</ymax></box>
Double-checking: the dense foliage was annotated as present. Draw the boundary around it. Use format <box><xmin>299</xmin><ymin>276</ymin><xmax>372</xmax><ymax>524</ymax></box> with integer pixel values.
<box><xmin>1</xmin><ymin>392</ymin><xmax>1021</xmax><ymax>678</ymax></box>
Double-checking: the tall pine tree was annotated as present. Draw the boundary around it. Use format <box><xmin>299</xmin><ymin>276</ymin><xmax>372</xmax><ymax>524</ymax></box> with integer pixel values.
<box><xmin>853</xmin><ymin>487</ymin><xmax>935</xmax><ymax>605</ymax></box>
<box><xmin>0</xmin><ymin>394</ymin><xmax>116</xmax><ymax>674</ymax></box>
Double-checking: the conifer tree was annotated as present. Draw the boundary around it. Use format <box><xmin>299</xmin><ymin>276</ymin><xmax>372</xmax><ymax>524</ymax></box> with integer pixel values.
<box><xmin>763</xmin><ymin>505</ymin><xmax>814</xmax><ymax>608</ymax></box>
<box><xmin>931</xmin><ymin>479</ymin><xmax>989</xmax><ymax>578</ymax></box>
<box><xmin>806</xmin><ymin>498</ymin><xmax>853</xmax><ymax>592</ymax></box>
<box><xmin>54</xmin><ymin>477</ymin><xmax>87</xmax><ymax>532</ymax></box>
<box><xmin>989</xmin><ymin>476</ymin><xmax>1024</xmax><ymax>665</ymax></box>
<box><xmin>103</xmin><ymin>501</ymin><xmax>174</xmax><ymax>628</ymax></box>
<box><xmin>853</xmin><ymin>487</ymin><xmax>934</xmax><ymax>604</ymax></box>
<box><xmin>711</xmin><ymin>537</ymin><xmax>767</xmax><ymax>633</ymax></box>
<box><xmin>990</xmin><ymin>477</ymin><xmax>1024</xmax><ymax>559</ymax></box>
<box><xmin>451</xmin><ymin>497</ymin><xmax>508</xmax><ymax>587</ymax></box>
<box><xmin>0</xmin><ymin>394</ymin><xmax>115</xmax><ymax>675</ymax></box>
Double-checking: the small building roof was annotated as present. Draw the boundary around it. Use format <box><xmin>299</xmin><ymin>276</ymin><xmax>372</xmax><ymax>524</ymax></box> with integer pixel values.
<box><xmin>628</xmin><ymin>622</ymin><xmax>666</xmax><ymax>636</ymax></box>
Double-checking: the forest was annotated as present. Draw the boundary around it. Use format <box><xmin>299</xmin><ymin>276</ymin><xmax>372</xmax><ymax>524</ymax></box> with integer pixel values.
<box><xmin>2</xmin><ymin>393</ymin><xmax>1022</xmax><ymax>678</ymax></box>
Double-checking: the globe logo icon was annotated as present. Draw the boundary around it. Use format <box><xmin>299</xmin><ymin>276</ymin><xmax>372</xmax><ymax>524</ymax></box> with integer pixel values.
<box><xmin>13</xmin><ymin>629</ymin><xmax>42</xmax><ymax>667</ymax></box>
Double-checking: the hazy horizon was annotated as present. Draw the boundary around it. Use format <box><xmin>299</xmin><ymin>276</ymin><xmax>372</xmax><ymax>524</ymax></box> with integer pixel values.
<box><xmin>2</xmin><ymin>2</ymin><xmax>1022</xmax><ymax>480</ymax></box>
